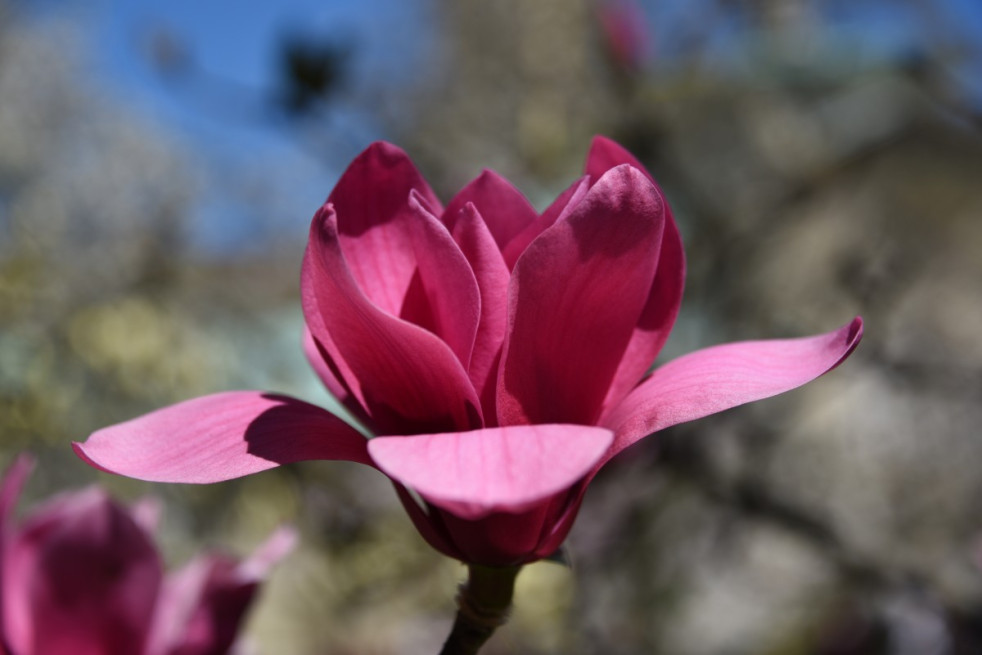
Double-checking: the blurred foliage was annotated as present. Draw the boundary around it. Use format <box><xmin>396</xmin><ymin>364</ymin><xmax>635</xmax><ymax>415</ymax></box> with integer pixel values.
<box><xmin>3</xmin><ymin>0</ymin><xmax>982</xmax><ymax>653</ymax></box>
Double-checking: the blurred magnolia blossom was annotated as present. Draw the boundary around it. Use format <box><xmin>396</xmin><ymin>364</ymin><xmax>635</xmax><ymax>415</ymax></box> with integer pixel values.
<box><xmin>0</xmin><ymin>455</ymin><xmax>295</xmax><ymax>655</ymax></box>
<box><xmin>76</xmin><ymin>137</ymin><xmax>861</xmax><ymax>568</ymax></box>
<box><xmin>597</xmin><ymin>0</ymin><xmax>651</xmax><ymax>72</ymax></box>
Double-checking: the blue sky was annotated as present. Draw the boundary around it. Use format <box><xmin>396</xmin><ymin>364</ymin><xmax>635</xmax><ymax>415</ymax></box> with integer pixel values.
<box><xmin>71</xmin><ymin>0</ymin><xmax>438</xmax><ymax>253</ymax></box>
<box><xmin>24</xmin><ymin>0</ymin><xmax>982</xmax><ymax>253</ymax></box>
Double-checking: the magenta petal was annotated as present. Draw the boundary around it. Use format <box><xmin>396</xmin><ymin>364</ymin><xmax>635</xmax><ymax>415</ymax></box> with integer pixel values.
<box><xmin>236</xmin><ymin>525</ymin><xmax>297</xmax><ymax>582</ymax></box>
<box><xmin>328</xmin><ymin>141</ymin><xmax>443</xmax><ymax>316</ymax></box>
<box><xmin>603</xmin><ymin>216</ymin><xmax>685</xmax><ymax>409</ymax></box>
<box><xmin>146</xmin><ymin>527</ymin><xmax>295</xmax><ymax>655</ymax></box>
<box><xmin>368</xmin><ymin>424</ymin><xmax>613</xmax><ymax>520</ymax></box>
<box><xmin>73</xmin><ymin>391</ymin><xmax>372</xmax><ymax>484</ymax></box>
<box><xmin>585</xmin><ymin>136</ymin><xmax>687</xmax><ymax>412</ymax></box>
<box><xmin>443</xmin><ymin>170</ymin><xmax>537</xmax><ymax>249</ymax></box>
<box><xmin>498</xmin><ymin>164</ymin><xmax>665</xmax><ymax>426</ymax></box>
<box><xmin>403</xmin><ymin>192</ymin><xmax>481</xmax><ymax>368</ymax></box>
<box><xmin>500</xmin><ymin>176</ymin><xmax>590</xmax><ymax>270</ymax></box>
<box><xmin>601</xmin><ymin>317</ymin><xmax>865</xmax><ymax>463</ymax></box>
<box><xmin>450</xmin><ymin>203</ymin><xmax>511</xmax><ymax>421</ymax></box>
<box><xmin>3</xmin><ymin>489</ymin><xmax>162</xmax><ymax>655</ymax></box>
<box><xmin>302</xmin><ymin>206</ymin><xmax>482</xmax><ymax>434</ymax></box>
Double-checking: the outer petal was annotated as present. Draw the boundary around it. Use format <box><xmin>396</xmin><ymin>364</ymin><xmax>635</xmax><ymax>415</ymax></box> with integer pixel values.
<box><xmin>74</xmin><ymin>391</ymin><xmax>372</xmax><ymax>484</ymax></box>
<box><xmin>500</xmin><ymin>175</ymin><xmax>590</xmax><ymax>270</ymax></box>
<box><xmin>328</xmin><ymin>141</ymin><xmax>443</xmax><ymax>316</ymax></box>
<box><xmin>601</xmin><ymin>317</ymin><xmax>865</xmax><ymax>463</ymax></box>
<box><xmin>302</xmin><ymin>206</ymin><xmax>483</xmax><ymax>435</ymax></box>
<box><xmin>450</xmin><ymin>203</ymin><xmax>511</xmax><ymax>422</ymax></box>
<box><xmin>497</xmin><ymin>165</ymin><xmax>665</xmax><ymax>426</ymax></box>
<box><xmin>443</xmin><ymin>169</ymin><xmax>537</xmax><ymax>249</ymax></box>
<box><xmin>146</xmin><ymin>527</ymin><xmax>296</xmax><ymax>655</ymax></box>
<box><xmin>3</xmin><ymin>489</ymin><xmax>162</xmax><ymax>655</ymax></box>
<box><xmin>586</xmin><ymin>136</ymin><xmax>687</xmax><ymax>413</ymax></box>
<box><xmin>368</xmin><ymin>425</ymin><xmax>613</xmax><ymax>520</ymax></box>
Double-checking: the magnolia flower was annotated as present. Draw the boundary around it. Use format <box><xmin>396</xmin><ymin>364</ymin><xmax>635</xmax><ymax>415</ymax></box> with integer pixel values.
<box><xmin>0</xmin><ymin>455</ymin><xmax>294</xmax><ymax>655</ymax></box>
<box><xmin>75</xmin><ymin>137</ymin><xmax>862</xmax><ymax>567</ymax></box>
<box><xmin>597</xmin><ymin>0</ymin><xmax>651</xmax><ymax>73</ymax></box>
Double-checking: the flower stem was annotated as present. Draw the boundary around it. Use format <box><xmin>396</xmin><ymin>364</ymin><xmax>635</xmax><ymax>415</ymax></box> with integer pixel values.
<box><xmin>439</xmin><ymin>564</ymin><xmax>522</xmax><ymax>655</ymax></box>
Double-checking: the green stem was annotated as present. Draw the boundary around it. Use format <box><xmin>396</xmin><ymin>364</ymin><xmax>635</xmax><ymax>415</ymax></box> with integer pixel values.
<box><xmin>439</xmin><ymin>564</ymin><xmax>522</xmax><ymax>655</ymax></box>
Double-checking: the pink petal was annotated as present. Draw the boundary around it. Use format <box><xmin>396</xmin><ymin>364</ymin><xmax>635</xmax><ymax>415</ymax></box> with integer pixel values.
<box><xmin>328</xmin><ymin>141</ymin><xmax>443</xmax><ymax>316</ymax></box>
<box><xmin>368</xmin><ymin>424</ymin><xmax>613</xmax><ymax>520</ymax></box>
<box><xmin>585</xmin><ymin>136</ymin><xmax>687</xmax><ymax>413</ymax></box>
<box><xmin>146</xmin><ymin>527</ymin><xmax>295</xmax><ymax>655</ymax></box>
<box><xmin>145</xmin><ymin>556</ymin><xmax>223</xmax><ymax>655</ymax></box>
<box><xmin>500</xmin><ymin>176</ymin><xmax>590</xmax><ymax>270</ymax></box>
<box><xmin>601</xmin><ymin>317</ymin><xmax>865</xmax><ymax>463</ymax></box>
<box><xmin>302</xmin><ymin>206</ymin><xmax>483</xmax><ymax>434</ymax></box>
<box><xmin>74</xmin><ymin>391</ymin><xmax>372</xmax><ymax>484</ymax></box>
<box><xmin>443</xmin><ymin>169</ymin><xmax>537</xmax><ymax>249</ymax></box>
<box><xmin>402</xmin><ymin>192</ymin><xmax>481</xmax><ymax>368</ymax></box>
<box><xmin>497</xmin><ymin>164</ymin><xmax>666</xmax><ymax>426</ymax></box>
<box><xmin>3</xmin><ymin>489</ymin><xmax>162</xmax><ymax>655</ymax></box>
<box><xmin>450</xmin><ymin>203</ymin><xmax>511</xmax><ymax>422</ymax></box>
<box><xmin>235</xmin><ymin>524</ymin><xmax>298</xmax><ymax>582</ymax></box>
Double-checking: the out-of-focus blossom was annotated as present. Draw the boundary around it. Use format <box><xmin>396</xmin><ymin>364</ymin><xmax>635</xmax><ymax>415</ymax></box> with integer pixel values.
<box><xmin>76</xmin><ymin>137</ymin><xmax>862</xmax><ymax>566</ymax></box>
<box><xmin>0</xmin><ymin>455</ymin><xmax>294</xmax><ymax>655</ymax></box>
<box><xmin>597</xmin><ymin>0</ymin><xmax>651</xmax><ymax>73</ymax></box>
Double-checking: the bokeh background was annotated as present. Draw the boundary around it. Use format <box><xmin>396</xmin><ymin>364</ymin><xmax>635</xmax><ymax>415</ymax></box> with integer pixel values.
<box><xmin>2</xmin><ymin>0</ymin><xmax>982</xmax><ymax>653</ymax></box>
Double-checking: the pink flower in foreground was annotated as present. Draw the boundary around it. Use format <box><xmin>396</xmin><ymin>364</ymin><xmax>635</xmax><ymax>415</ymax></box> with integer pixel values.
<box><xmin>75</xmin><ymin>137</ymin><xmax>862</xmax><ymax>567</ymax></box>
<box><xmin>0</xmin><ymin>455</ymin><xmax>294</xmax><ymax>655</ymax></box>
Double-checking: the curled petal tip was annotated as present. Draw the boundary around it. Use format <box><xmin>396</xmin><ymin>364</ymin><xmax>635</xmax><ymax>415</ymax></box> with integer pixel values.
<box><xmin>847</xmin><ymin>315</ymin><xmax>865</xmax><ymax>343</ymax></box>
<box><xmin>830</xmin><ymin>316</ymin><xmax>864</xmax><ymax>370</ymax></box>
<box><xmin>71</xmin><ymin>441</ymin><xmax>108</xmax><ymax>473</ymax></box>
